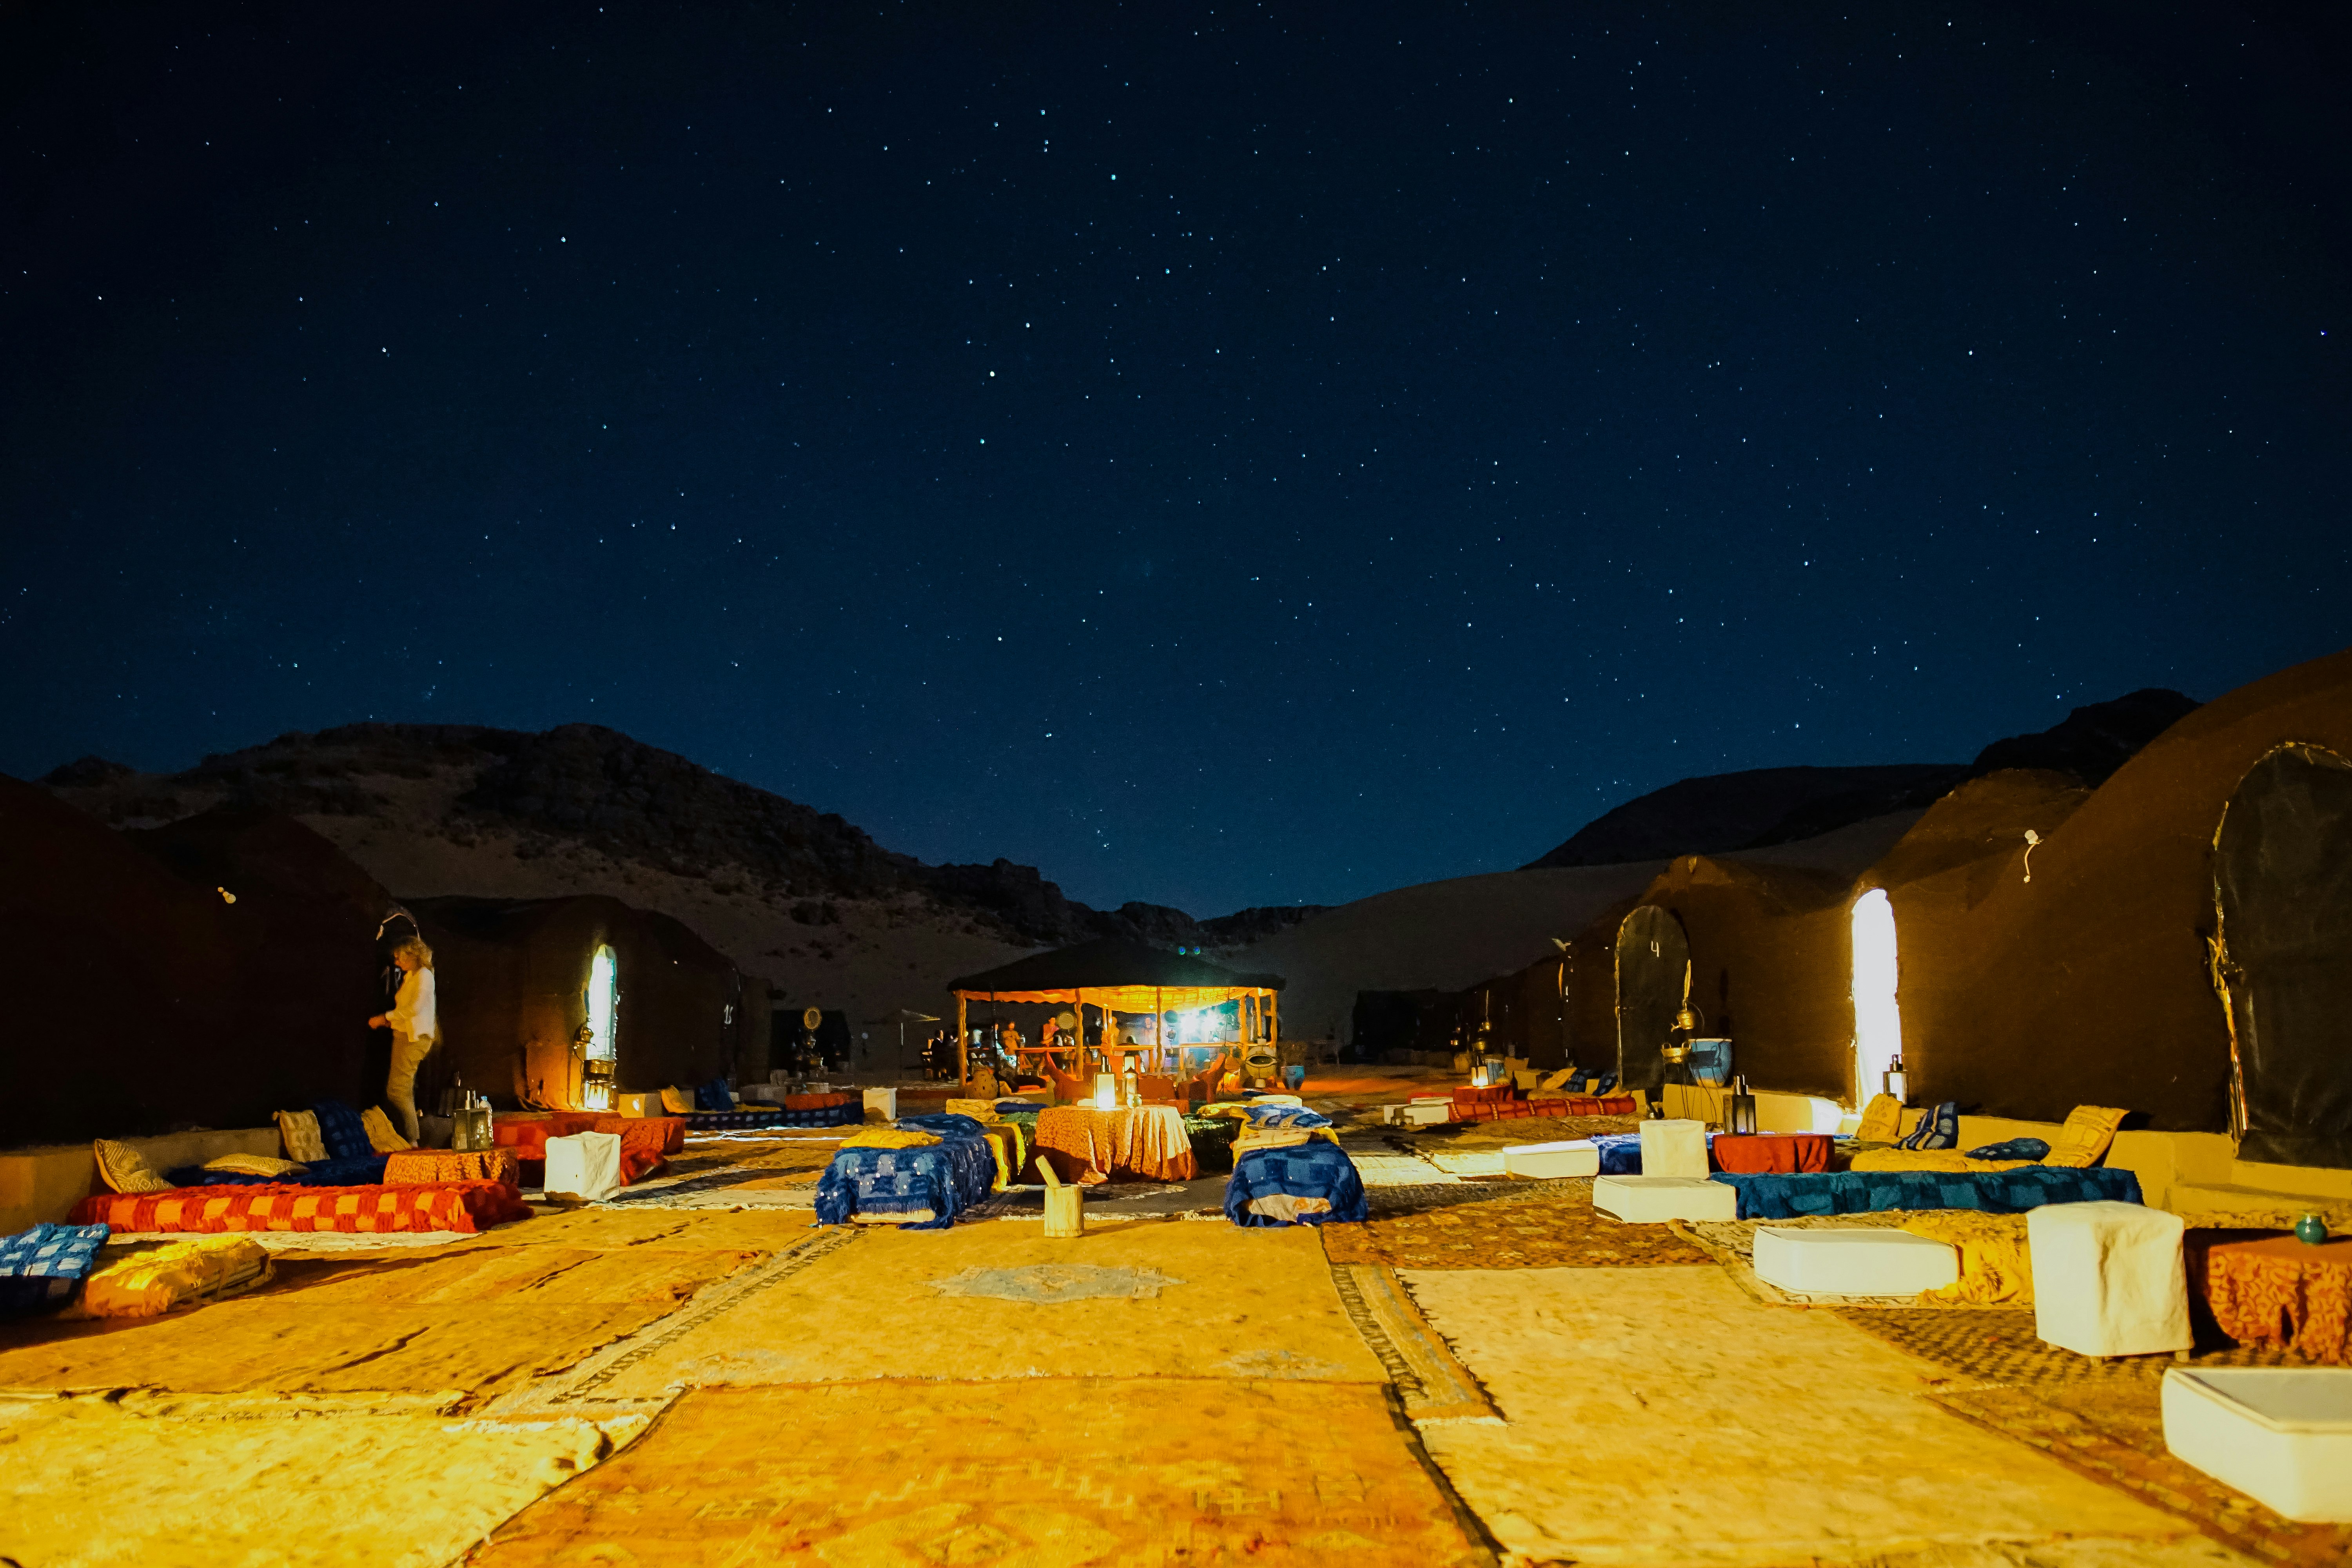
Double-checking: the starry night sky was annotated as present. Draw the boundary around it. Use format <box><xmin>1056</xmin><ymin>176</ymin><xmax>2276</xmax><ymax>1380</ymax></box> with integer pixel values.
<box><xmin>4</xmin><ymin>3</ymin><xmax>2346</xmax><ymax>917</ymax></box>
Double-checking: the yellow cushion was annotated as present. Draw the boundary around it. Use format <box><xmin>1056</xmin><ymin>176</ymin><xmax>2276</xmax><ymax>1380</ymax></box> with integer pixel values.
<box><xmin>1854</xmin><ymin>1094</ymin><xmax>1903</xmax><ymax>1143</ymax></box>
<box><xmin>841</xmin><ymin>1128</ymin><xmax>941</xmax><ymax>1150</ymax></box>
<box><xmin>1511</xmin><ymin>1070</ymin><xmax>1543</xmax><ymax>1093</ymax></box>
<box><xmin>202</xmin><ymin>1153</ymin><xmax>308</xmax><ymax>1179</ymax></box>
<box><xmin>659</xmin><ymin>1087</ymin><xmax>696</xmax><ymax>1115</ymax></box>
<box><xmin>1538</xmin><ymin>1068</ymin><xmax>1577</xmax><ymax>1092</ymax></box>
<box><xmin>359</xmin><ymin>1106</ymin><xmax>416</xmax><ymax>1154</ymax></box>
<box><xmin>92</xmin><ymin>1138</ymin><xmax>172</xmax><ymax>1195</ymax></box>
<box><xmin>274</xmin><ymin>1110</ymin><xmax>327</xmax><ymax>1163</ymax></box>
<box><xmin>2043</xmin><ymin>1105</ymin><xmax>2127</xmax><ymax>1169</ymax></box>
<box><xmin>80</xmin><ymin>1236</ymin><xmax>272</xmax><ymax>1318</ymax></box>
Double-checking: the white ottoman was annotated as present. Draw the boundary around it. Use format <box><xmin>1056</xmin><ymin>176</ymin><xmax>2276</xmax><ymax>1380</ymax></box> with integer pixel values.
<box><xmin>2029</xmin><ymin>1200</ymin><xmax>2191</xmax><ymax>1357</ymax></box>
<box><xmin>617</xmin><ymin>1093</ymin><xmax>661</xmax><ymax>1120</ymax></box>
<box><xmin>1593</xmin><ymin>1175</ymin><xmax>1737</xmax><ymax>1223</ymax></box>
<box><xmin>1403</xmin><ymin>1100</ymin><xmax>1454</xmax><ymax>1127</ymax></box>
<box><xmin>862</xmin><ymin>1087</ymin><xmax>898</xmax><ymax>1122</ymax></box>
<box><xmin>543</xmin><ymin>1131</ymin><xmax>623</xmax><ymax>1201</ymax></box>
<box><xmin>1638</xmin><ymin>1118</ymin><xmax>1709</xmax><ymax>1178</ymax></box>
<box><xmin>1504</xmin><ymin>1140</ymin><xmax>1600</xmax><ymax>1179</ymax></box>
<box><xmin>2163</xmin><ymin>1368</ymin><xmax>2352</xmax><ymax>1522</ymax></box>
<box><xmin>1754</xmin><ymin>1227</ymin><xmax>1959</xmax><ymax>1296</ymax></box>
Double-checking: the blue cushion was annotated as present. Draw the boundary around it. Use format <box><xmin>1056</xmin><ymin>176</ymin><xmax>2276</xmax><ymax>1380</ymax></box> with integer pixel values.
<box><xmin>1964</xmin><ymin>1137</ymin><xmax>2052</xmax><ymax>1161</ymax></box>
<box><xmin>694</xmin><ymin>1078</ymin><xmax>734</xmax><ymax>1112</ymax></box>
<box><xmin>1897</xmin><ymin>1101</ymin><xmax>1960</xmax><ymax>1151</ymax></box>
<box><xmin>311</xmin><ymin>1099</ymin><xmax>374</xmax><ymax>1161</ymax></box>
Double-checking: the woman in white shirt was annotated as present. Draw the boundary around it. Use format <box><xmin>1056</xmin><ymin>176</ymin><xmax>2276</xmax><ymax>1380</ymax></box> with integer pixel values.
<box><xmin>368</xmin><ymin>938</ymin><xmax>438</xmax><ymax>1142</ymax></box>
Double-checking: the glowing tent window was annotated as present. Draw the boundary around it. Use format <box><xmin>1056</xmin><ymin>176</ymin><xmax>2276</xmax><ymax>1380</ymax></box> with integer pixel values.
<box><xmin>1850</xmin><ymin>889</ymin><xmax>1902</xmax><ymax>1105</ymax></box>
<box><xmin>585</xmin><ymin>945</ymin><xmax>619</xmax><ymax>1064</ymax></box>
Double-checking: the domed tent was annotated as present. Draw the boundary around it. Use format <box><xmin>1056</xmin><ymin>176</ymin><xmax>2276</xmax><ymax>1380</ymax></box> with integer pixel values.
<box><xmin>1601</xmin><ymin>857</ymin><xmax>1860</xmax><ymax>1103</ymax></box>
<box><xmin>409</xmin><ymin>895</ymin><xmax>755</xmax><ymax>1112</ymax></box>
<box><xmin>1872</xmin><ymin>649</ymin><xmax>2352</xmax><ymax>1139</ymax></box>
<box><xmin>0</xmin><ymin>784</ymin><xmax>390</xmax><ymax>1147</ymax></box>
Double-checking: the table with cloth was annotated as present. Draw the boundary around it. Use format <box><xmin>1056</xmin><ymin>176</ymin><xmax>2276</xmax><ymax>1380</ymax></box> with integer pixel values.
<box><xmin>72</xmin><ymin>1180</ymin><xmax>529</xmax><ymax>1236</ymax></box>
<box><xmin>381</xmin><ymin>1148</ymin><xmax>523</xmax><ymax>1188</ymax></box>
<box><xmin>1710</xmin><ymin>1132</ymin><xmax>1832</xmax><ymax>1174</ymax></box>
<box><xmin>1033</xmin><ymin>1104</ymin><xmax>1198</xmax><ymax>1184</ymax></box>
<box><xmin>1225</xmin><ymin>1140</ymin><xmax>1368</xmax><ymax>1227</ymax></box>
<box><xmin>492</xmin><ymin>1114</ymin><xmax>683</xmax><ymax>1183</ymax></box>
<box><xmin>813</xmin><ymin>1116</ymin><xmax>997</xmax><ymax>1230</ymax></box>
<box><xmin>1710</xmin><ymin>1165</ymin><xmax>2143</xmax><ymax>1221</ymax></box>
<box><xmin>2197</xmin><ymin>1234</ymin><xmax>2352</xmax><ymax>1364</ymax></box>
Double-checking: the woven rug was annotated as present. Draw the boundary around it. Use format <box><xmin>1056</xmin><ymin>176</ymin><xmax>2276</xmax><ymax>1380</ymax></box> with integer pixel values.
<box><xmin>1930</xmin><ymin>1381</ymin><xmax>2352</xmax><ymax>1566</ymax></box>
<box><xmin>468</xmin><ymin>1378</ymin><xmax>1490</xmax><ymax>1566</ymax></box>
<box><xmin>1322</xmin><ymin>1183</ymin><xmax>1710</xmax><ymax>1269</ymax></box>
<box><xmin>0</xmin><ymin>1399</ymin><xmax>626</xmax><ymax>1568</ymax></box>
<box><xmin>0</xmin><ymin>1246</ymin><xmax>761</xmax><ymax>1406</ymax></box>
<box><xmin>1328</xmin><ymin>1263</ymin><xmax>1501</xmax><ymax>1426</ymax></box>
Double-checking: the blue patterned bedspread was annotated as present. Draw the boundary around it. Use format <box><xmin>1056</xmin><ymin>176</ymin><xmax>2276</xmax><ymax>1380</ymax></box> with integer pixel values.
<box><xmin>0</xmin><ymin>1221</ymin><xmax>111</xmax><ymax>1319</ymax></box>
<box><xmin>815</xmin><ymin>1132</ymin><xmax>996</xmax><ymax>1230</ymax></box>
<box><xmin>1711</xmin><ymin>1165</ymin><xmax>2143</xmax><ymax>1220</ymax></box>
<box><xmin>1223</xmin><ymin>1140</ymin><xmax>1368</xmax><ymax>1227</ymax></box>
<box><xmin>1590</xmin><ymin>1134</ymin><xmax>1644</xmax><ymax>1175</ymax></box>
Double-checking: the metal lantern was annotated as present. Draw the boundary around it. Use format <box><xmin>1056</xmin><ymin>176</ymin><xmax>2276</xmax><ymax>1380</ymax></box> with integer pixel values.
<box><xmin>1883</xmin><ymin>1054</ymin><xmax>1908</xmax><ymax>1103</ymax></box>
<box><xmin>1725</xmin><ymin>1075</ymin><xmax>1759</xmax><ymax>1136</ymax></box>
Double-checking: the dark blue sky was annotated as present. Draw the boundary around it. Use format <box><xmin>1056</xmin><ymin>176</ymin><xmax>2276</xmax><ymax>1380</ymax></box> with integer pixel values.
<box><xmin>4</xmin><ymin>2</ymin><xmax>2345</xmax><ymax>916</ymax></box>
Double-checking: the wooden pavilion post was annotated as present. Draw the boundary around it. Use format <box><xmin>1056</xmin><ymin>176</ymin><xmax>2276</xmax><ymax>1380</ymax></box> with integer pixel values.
<box><xmin>1075</xmin><ymin>988</ymin><xmax>1086</xmax><ymax>1081</ymax></box>
<box><xmin>1269</xmin><ymin>989</ymin><xmax>1279</xmax><ymax>1058</ymax></box>
<box><xmin>956</xmin><ymin>994</ymin><xmax>970</xmax><ymax>1089</ymax></box>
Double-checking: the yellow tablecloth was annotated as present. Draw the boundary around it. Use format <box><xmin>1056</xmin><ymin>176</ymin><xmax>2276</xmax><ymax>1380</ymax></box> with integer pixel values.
<box><xmin>1033</xmin><ymin>1105</ymin><xmax>1196</xmax><ymax>1184</ymax></box>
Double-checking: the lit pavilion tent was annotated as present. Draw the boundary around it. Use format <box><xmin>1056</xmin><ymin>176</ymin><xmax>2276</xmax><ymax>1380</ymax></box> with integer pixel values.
<box><xmin>946</xmin><ymin>938</ymin><xmax>1284</xmax><ymax>1088</ymax></box>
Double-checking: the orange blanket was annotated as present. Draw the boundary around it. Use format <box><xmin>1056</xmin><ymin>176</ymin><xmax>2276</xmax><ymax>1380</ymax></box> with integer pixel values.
<box><xmin>71</xmin><ymin>1180</ymin><xmax>529</xmax><ymax>1235</ymax></box>
<box><xmin>1033</xmin><ymin>1105</ymin><xmax>1196</xmax><ymax>1184</ymax></box>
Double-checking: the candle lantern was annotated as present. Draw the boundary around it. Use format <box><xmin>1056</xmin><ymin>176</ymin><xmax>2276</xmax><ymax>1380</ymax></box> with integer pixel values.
<box><xmin>1094</xmin><ymin>1073</ymin><xmax>1118</xmax><ymax>1112</ymax></box>
<box><xmin>1725</xmin><ymin>1075</ymin><xmax>1759</xmax><ymax>1136</ymax></box>
<box><xmin>1883</xmin><ymin>1054</ymin><xmax>1908</xmax><ymax>1104</ymax></box>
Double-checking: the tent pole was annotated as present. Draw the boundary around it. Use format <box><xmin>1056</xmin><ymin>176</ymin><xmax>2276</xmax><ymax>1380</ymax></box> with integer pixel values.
<box><xmin>956</xmin><ymin>995</ymin><xmax>969</xmax><ymax>1089</ymax></box>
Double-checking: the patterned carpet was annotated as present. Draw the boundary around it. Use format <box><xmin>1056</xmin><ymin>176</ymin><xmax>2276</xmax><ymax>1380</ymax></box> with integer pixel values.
<box><xmin>1323</xmin><ymin>1182</ymin><xmax>1710</xmax><ymax>1269</ymax></box>
<box><xmin>1839</xmin><ymin>1307</ymin><xmax>2352</xmax><ymax>1564</ymax></box>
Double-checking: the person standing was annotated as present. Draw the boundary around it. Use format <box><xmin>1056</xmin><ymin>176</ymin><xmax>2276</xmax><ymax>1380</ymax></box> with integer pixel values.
<box><xmin>369</xmin><ymin>937</ymin><xmax>438</xmax><ymax>1142</ymax></box>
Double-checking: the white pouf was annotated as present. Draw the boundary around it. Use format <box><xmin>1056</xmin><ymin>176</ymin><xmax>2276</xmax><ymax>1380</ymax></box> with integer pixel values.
<box><xmin>2163</xmin><ymin>1368</ymin><xmax>2352</xmax><ymax>1522</ymax></box>
<box><xmin>1403</xmin><ymin>1102</ymin><xmax>1453</xmax><ymax>1127</ymax></box>
<box><xmin>617</xmin><ymin>1093</ymin><xmax>661</xmax><ymax>1120</ymax></box>
<box><xmin>1753</xmin><ymin>1227</ymin><xmax>1959</xmax><ymax>1296</ymax></box>
<box><xmin>1638</xmin><ymin>1118</ymin><xmax>1709</xmax><ymax>1178</ymax></box>
<box><xmin>863</xmin><ymin>1087</ymin><xmax>898</xmax><ymax>1122</ymax></box>
<box><xmin>1593</xmin><ymin>1175</ymin><xmax>1738</xmax><ymax>1223</ymax></box>
<box><xmin>1504</xmin><ymin>1140</ymin><xmax>1601</xmax><ymax>1180</ymax></box>
<box><xmin>543</xmin><ymin>1131</ymin><xmax>623</xmax><ymax>1201</ymax></box>
<box><xmin>2028</xmin><ymin>1200</ymin><xmax>2191</xmax><ymax>1357</ymax></box>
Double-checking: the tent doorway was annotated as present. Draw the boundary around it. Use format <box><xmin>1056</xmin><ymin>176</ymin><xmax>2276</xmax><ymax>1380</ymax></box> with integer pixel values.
<box><xmin>1614</xmin><ymin>905</ymin><xmax>1688</xmax><ymax>1098</ymax></box>
<box><xmin>2214</xmin><ymin>743</ymin><xmax>2352</xmax><ymax>1169</ymax></box>
<box><xmin>1850</xmin><ymin>888</ymin><xmax>1903</xmax><ymax>1109</ymax></box>
<box><xmin>584</xmin><ymin>944</ymin><xmax>619</xmax><ymax>1065</ymax></box>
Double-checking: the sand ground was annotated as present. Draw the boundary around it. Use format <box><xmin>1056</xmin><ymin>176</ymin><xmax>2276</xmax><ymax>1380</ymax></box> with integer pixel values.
<box><xmin>0</xmin><ymin>1088</ymin><xmax>2332</xmax><ymax>1566</ymax></box>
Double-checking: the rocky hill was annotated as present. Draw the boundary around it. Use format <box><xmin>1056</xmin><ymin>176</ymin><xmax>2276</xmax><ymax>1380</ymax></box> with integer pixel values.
<box><xmin>43</xmin><ymin>722</ymin><xmax>1323</xmax><ymax>952</ymax></box>
<box><xmin>1523</xmin><ymin>688</ymin><xmax>2198</xmax><ymax>869</ymax></box>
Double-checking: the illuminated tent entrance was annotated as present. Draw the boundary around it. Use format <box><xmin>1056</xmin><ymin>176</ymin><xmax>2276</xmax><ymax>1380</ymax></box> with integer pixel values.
<box><xmin>947</xmin><ymin>938</ymin><xmax>1285</xmax><ymax>1092</ymax></box>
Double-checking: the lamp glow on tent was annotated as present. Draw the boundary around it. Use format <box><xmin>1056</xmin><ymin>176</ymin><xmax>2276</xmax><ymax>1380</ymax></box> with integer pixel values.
<box><xmin>1849</xmin><ymin>889</ymin><xmax>1903</xmax><ymax>1106</ymax></box>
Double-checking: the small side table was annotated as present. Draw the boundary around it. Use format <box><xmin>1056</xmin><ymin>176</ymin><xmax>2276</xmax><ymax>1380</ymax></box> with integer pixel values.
<box><xmin>2201</xmin><ymin>1234</ymin><xmax>2352</xmax><ymax>1365</ymax></box>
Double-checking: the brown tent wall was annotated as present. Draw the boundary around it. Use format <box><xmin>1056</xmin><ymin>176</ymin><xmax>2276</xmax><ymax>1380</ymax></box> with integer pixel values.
<box><xmin>411</xmin><ymin>895</ymin><xmax>740</xmax><ymax>1110</ymax></box>
<box><xmin>1626</xmin><ymin>856</ymin><xmax>1860</xmax><ymax>1102</ymax></box>
<box><xmin>1561</xmin><ymin>895</ymin><xmax>1641</xmax><ymax>1075</ymax></box>
<box><xmin>1884</xmin><ymin>650</ymin><xmax>2352</xmax><ymax>1132</ymax></box>
<box><xmin>0</xmin><ymin>786</ymin><xmax>389</xmax><ymax>1147</ymax></box>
